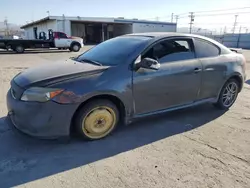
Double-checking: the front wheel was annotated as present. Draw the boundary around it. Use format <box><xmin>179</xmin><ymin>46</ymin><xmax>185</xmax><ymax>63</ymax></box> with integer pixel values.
<box><xmin>75</xmin><ymin>99</ymin><xmax>119</xmax><ymax>140</ymax></box>
<box><xmin>214</xmin><ymin>79</ymin><xmax>239</xmax><ymax>110</ymax></box>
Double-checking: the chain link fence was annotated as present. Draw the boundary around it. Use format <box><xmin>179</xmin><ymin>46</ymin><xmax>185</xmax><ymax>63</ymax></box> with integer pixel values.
<box><xmin>207</xmin><ymin>33</ymin><xmax>250</xmax><ymax>49</ymax></box>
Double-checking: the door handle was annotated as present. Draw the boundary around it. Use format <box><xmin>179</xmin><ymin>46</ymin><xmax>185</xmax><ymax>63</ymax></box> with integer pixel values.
<box><xmin>194</xmin><ymin>68</ymin><xmax>202</xmax><ymax>73</ymax></box>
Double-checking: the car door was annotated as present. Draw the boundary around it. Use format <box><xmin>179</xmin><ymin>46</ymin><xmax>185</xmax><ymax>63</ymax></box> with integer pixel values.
<box><xmin>132</xmin><ymin>37</ymin><xmax>202</xmax><ymax>115</ymax></box>
<box><xmin>193</xmin><ymin>38</ymin><xmax>227</xmax><ymax>100</ymax></box>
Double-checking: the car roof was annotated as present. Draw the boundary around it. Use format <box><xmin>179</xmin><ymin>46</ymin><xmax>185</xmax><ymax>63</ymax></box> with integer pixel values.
<box><xmin>126</xmin><ymin>32</ymin><xmax>231</xmax><ymax>52</ymax></box>
<box><xmin>127</xmin><ymin>32</ymin><xmax>209</xmax><ymax>40</ymax></box>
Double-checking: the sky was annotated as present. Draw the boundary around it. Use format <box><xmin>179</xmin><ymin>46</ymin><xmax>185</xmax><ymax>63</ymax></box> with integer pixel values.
<box><xmin>1</xmin><ymin>0</ymin><xmax>250</xmax><ymax>33</ymax></box>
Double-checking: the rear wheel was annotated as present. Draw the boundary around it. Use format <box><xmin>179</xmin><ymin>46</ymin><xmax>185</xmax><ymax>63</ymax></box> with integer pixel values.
<box><xmin>15</xmin><ymin>45</ymin><xmax>24</xmax><ymax>53</ymax></box>
<box><xmin>75</xmin><ymin>99</ymin><xmax>119</xmax><ymax>140</ymax></box>
<box><xmin>214</xmin><ymin>79</ymin><xmax>239</xmax><ymax>110</ymax></box>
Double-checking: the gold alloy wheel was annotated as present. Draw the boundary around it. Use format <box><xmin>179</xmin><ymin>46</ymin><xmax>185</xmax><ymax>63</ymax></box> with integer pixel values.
<box><xmin>82</xmin><ymin>106</ymin><xmax>116</xmax><ymax>139</ymax></box>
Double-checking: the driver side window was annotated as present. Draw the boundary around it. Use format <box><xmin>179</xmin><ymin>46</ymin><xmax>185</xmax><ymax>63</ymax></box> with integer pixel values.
<box><xmin>142</xmin><ymin>38</ymin><xmax>195</xmax><ymax>63</ymax></box>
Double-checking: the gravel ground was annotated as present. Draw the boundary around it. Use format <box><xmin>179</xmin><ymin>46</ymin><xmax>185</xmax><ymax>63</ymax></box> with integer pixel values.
<box><xmin>0</xmin><ymin>48</ymin><xmax>249</xmax><ymax>188</ymax></box>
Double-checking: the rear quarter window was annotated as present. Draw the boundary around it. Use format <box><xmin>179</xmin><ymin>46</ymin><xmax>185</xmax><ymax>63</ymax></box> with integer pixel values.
<box><xmin>194</xmin><ymin>38</ymin><xmax>220</xmax><ymax>58</ymax></box>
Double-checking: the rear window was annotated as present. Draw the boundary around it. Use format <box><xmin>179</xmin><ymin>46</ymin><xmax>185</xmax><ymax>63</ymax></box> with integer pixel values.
<box><xmin>195</xmin><ymin>38</ymin><xmax>220</xmax><ymax>58</ymax></box>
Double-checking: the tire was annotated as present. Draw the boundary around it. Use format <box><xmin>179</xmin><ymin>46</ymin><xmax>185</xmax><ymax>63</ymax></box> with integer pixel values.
<box><xmin>75</xmin><ymin>99</ymin><xmax>119</xmax><ymax>140</ymax></box>
<box><xmin>15</xmin><ymin>45</ymin><xmax>24</xmax><ymax>53</ymax></box>
<box><xmin>6</xmin><ymin>44</ymin><xmax>12</xmax><ymax>51</ymax></box>
<box><xmin>70</xmin><ymin>43</ymin><xmax>81</xmax><ymax>52</ymax></box>
<box><xmin>214</xmin><ymin>79</ymin><xmax>239</xmax><ymax>110</ymax></box>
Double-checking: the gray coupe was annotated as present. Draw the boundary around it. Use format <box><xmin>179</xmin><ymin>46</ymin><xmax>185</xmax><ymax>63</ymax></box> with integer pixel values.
<box><xmin>7</xmin><ymin>32</ymin><xmax>247</xmax><ymax>140</ymax></box>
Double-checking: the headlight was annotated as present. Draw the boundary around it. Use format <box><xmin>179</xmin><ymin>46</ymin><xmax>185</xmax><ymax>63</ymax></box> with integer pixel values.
<box><xmin>21</xmin><ymin>87</ymin><xmax>64</xmax><ymax>102</ymax></box>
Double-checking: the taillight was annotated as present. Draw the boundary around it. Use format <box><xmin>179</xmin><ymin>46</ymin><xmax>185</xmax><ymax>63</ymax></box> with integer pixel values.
<box><xmin>242</xmin><ymin>56</ymin><xmax>246</xmax><ymax>70</ymax></box>
<box><xmin>240</xmin><ymin>55</ymin><xmax>247</xmax><ymax>81</ymax></box>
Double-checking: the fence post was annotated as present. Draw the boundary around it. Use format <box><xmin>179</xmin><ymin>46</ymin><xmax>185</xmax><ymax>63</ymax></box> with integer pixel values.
<box><xmin>237</xmin><ymin>33</ymin><xmax>241</xmax><ymax>48</ymax></box>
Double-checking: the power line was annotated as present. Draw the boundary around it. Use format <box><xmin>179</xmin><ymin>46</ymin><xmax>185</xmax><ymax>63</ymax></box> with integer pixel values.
<box><xmin>183</xmin><ymin>21</ymin><xmax>250</xmax><ymax>25</ymax></box>
<box><xmin>140</xmin><ymin>7</ymin><xmax>250</xmax><ymax>23</ymax></box>
<box><xmin>177</xmin><ymin>11</ymin><xmax>250</xmax><ymax>19</ymax></box>
<box><xmin>174</xmin><ymin>7</ymin><xmax>250</xmax><ymax>18</ymax></box>
<box><xmin>195</xmin><ymin>6</ymin><xmax>250</xmax><ymax>13</ymax></box>
<box><xmin>144</xmin><ymin>15</ymin><xmax>172</xmax><ymax>20</ymax></box>
<box><xmin>145</xmin><ymin>11</ymin><xmax>250</xmax><ymax>22</ymax></box>
<box><xmin>176</xmin><ymin>12</ymin><xmax>189</xmax><ymax>16</ymax></box>
<box><xmin>195</xmin><ymin>11</ymin><xmax>250</xmax><ymax>17</ymax></box>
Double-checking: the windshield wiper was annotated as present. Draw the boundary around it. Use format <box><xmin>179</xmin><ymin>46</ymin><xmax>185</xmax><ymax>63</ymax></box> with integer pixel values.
<box><xmin>78</xmin><ymin>58</ymin><xmax>102</xmax><ymax>66</ymax></box>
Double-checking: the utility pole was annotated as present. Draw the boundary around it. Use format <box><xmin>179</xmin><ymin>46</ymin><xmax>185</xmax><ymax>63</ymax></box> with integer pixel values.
<box><xmin>4</xmin><ymin>17</ymin><xmax>9</xmax><ymax>36</ymax></box>
<box><xmin>171</xmin><ymin>13</ymin><xmax>174</xmax><ymax>23</ymax></box>
<box><xmin>62</xmin><ymin>14</ymin><xmax>65</xmax><ymax>33</ymax></box>
<box><xmin>239</xmin><ymin>26</ymin><xmax>242</xmax><ymax>33</ymax></box>
<box><xmin>232</xmin><ymin>15</ymin><xmax>238</xmax><ymax>34</ymax></box>
<box><xmin>175</xmin><ymin>15</ymin><xmax>179</xmax><ymax>24</ymax></box>
<box><xmin>223</xmin><ymin>26</ymin><xmax>227</xmax><ymax>34</ymax></box>
<box><xmin>220</xmin><ymin>28</ymin><xmax>222</xmax><ymax>35</ymax></box>
<box><xmin>189</xmin><ymin>12</ymin><xmax>195</xmax><ymax>34</ymax></box>
<box><xmin>237</xmin><ymin>25</ymin><xmax>242</xmax><ymax>48</ymax></box>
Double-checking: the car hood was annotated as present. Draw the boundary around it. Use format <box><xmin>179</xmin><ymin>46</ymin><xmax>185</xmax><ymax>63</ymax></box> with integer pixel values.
<box><xmin>14</xmin><ymin>59</ymin><xmax>109</xmax><ymax>88</ymax></box>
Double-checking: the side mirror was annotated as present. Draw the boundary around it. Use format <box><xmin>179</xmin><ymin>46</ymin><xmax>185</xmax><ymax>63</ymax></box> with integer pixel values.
<box><xmin>136</xmin><ymin>58</ymin><xmax>160</xmax><ymax>70</ymax></box>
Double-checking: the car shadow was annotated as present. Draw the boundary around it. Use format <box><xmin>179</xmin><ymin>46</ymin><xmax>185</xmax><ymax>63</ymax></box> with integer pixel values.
<box><xmin>0</xmin><ymin>104</ymin><xmax>226</xmax><ymax>187</ymax></box>
<box><xmin>245</xmin><ymin>79</ymin><xmax>250</xmax><ymax>85</ymax></box>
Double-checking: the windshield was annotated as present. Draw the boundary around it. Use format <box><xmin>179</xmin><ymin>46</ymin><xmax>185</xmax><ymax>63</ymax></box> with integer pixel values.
<box><xmin>76</xmin><ymin>36</ymin><xmax>151</xmax><ymax>66</ymax></box>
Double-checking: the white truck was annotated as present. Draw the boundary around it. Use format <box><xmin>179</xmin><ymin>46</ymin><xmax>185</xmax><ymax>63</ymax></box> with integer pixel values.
<box><xmin>0</xmin><ymin>29</ymin><xmax>84</xmax><ymax>53</ymax></box>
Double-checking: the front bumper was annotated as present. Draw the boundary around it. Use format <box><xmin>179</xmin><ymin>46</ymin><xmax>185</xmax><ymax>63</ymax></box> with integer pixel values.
<box><xmin>6</xmin><ymin>90</ymin><xmax>78</xmax><ymax>139</ymax></box>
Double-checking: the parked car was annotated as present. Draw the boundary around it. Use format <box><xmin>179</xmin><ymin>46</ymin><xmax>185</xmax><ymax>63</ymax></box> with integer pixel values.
<box><xmin>6</xmin><ymin>32</ymin><xmax>247</xmax><ymax>140</ymax></box>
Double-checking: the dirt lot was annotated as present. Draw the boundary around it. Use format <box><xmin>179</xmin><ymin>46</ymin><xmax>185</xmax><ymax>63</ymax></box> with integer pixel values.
<box><xmin>0</xmin><ymin>48</ymin><xmax>250</xmax><ymax>188</ymax></box>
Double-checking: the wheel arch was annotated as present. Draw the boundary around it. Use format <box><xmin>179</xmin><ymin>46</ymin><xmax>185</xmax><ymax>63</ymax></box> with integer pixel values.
<box><xmin>226</xmin><ymin>73</ymin><xmax>244</xmax><ymax>92</ymax></box>
<box><xmin>70</xmin><ymin>41</ymin><xmax>81</xmax><ymax>48</ymax></box>
<box><xmin>70</xmin><ymin>94</ymin><xmax>127</xmax><ymax>134</ymax></box>
<box><xmin>216</xmin><ymin>73</ymin><xmax>244</xmax><ymax>101</ymax></box>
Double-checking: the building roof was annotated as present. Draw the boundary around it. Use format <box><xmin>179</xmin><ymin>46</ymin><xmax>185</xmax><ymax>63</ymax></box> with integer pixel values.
<box><xmin>20</xmin><ymin>16</ymin><xmax>58</xmax><ymax>29</ymax></box>
<box><xmin>114</xmin><ymin>19</ymin><xmax>176</xmax><ymax>26</ymax></box>
<box><xmin>21</xmin><ymin>16</ymin><xmax>176</xmax><ymax>29</ymax></box>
